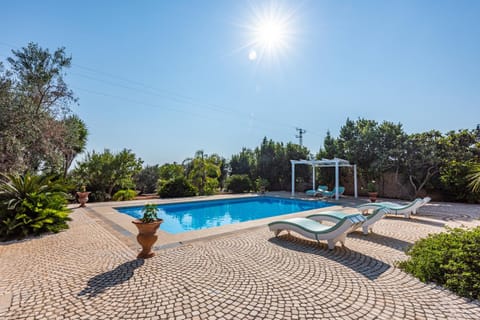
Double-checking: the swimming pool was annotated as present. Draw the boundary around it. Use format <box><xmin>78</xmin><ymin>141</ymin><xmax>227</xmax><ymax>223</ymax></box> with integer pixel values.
<box><xmin>116</xmin><ymin>196</ymin><xmax>333</xmax><ymax>234</ymax></box>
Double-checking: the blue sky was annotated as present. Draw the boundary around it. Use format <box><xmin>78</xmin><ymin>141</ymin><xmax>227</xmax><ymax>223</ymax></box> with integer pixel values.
<box><xmin>2</xmin><ymin>1</ymin><xmax>479</xmax><ymax>165</ymax></box>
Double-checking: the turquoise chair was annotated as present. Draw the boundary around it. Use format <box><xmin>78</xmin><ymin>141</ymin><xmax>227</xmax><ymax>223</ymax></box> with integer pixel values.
<box><xmin>269</xmin><ymin>213</ymin><xmax>366</xmax><ymax>249</ymax></box>
<box><xmin>305</xmin><ymin>185</ymin><xmax>328</xmax><ymax>196</ymax></box>
<box><xmin>357</xmin><ymin>197</ymin><xmax>431</xmax><ymax>219</ymax></box>
<box><xmin>321</xmin><ymin>186</ymin><xmax>345</xmax><ymax>199</ymax></box>
<box><xmin>308</xmin><ymin>208</ymin><xmax>390</xmax><ymax>235</ymax></box>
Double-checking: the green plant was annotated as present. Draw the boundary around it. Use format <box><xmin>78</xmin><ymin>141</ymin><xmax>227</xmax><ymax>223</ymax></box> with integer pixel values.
<box><xmin>226</xmin><ymin>174</ymin><xmax>252</xmax><ymax>193</ymax></box>
<box><xmin>134</xmin><ymin>165</ymin><xmax>160</xmax><ymax>194</ymax></box>
<box><xmin>88</xmin><ymin>191</ymin><xmax>111</xmax><ymax>203</ymax></box>
<box><xmin>367</xmin><ymin>180</ymin><xmax>377</xmax><ymax>192</ymax></box>
<box><xmin>440</xmin><ymin>160</ymin><xmax>480</xmax><ymax>202</ymax></box>
<box><xmin>112</xmin><ymin>189</ymin><xmax>137</xmax><ymax>201</ymax></box>
<box><xmin>398</xmin><ymin>227</ymin><xmax>480</xmax><ymax>300</ymax></box>
<box><xmin>467</xmin><ymin>164</ymin><xmax>480</xmax><ymax>193</ymax></box>
<box><xmin>140</xmin><ymin>203</ymin><xmax>159</xmax><ymax>223</ymax></box>
<box><xmin>254</xmin><ymin>177</ymin><xmax>269</xmax><ymax>192</ymax></box>
<box><xmin>0</xmin><ymin>172</ymin><xmax>71</xmax><ymax>241</ymax></box>
<box><xmin>158</xmin><ymin>177</ymin><xmax>197</xmax><ymax>198</ymax></box>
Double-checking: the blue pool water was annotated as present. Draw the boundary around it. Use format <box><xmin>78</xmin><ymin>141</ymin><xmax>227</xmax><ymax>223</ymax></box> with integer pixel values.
<box><xmin>116</xmin><ymin>196</ymin><xmax>333</xmax><ymax>234</ymax></box>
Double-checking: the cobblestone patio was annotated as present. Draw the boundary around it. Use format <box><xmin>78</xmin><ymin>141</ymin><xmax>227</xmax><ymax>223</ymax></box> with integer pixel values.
<box><xmin>1</xmin><ymin>199</ymin><xmax>479</xmax><ymax>319</ymax></box>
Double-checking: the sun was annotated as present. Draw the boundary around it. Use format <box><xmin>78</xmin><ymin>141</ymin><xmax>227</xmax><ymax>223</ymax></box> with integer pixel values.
<box><xmin>254</xmin><ymin>18</ymin><xmax>288</xmax><ymax>51</ymax></box>
<box><xmin>240</xmin><ymin>1</ymin><xmax>297</xmax><ymax>64</ymax></box>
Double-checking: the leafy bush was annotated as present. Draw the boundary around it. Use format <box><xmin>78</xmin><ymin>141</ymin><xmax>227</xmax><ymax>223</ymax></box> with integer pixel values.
<box><xmin>440</xmin><ymin>160</ymin><xmax>480</xmax><ymax>202</ymax></box>
<box><xmin>134</xmin><ymin>165</ymin><xmax>160</xmax><ymax>194</ymax></box>
<box><xmin>0</xmin><ymin>173</ymin><xmax>71</xmax><ymax>241</ymax></box>
<box><xmin>226</xmin><ymin>174</ymin><xmax>252</xmax><ymax>193</ymax></box>
<box><xmin>398</xmin><ymin>227</ymin><xmax>480</xmax><ymax>300</ymax></box>
<box><xmin>203</xmin><ymin>177</ymin><xmax>219</xmax><ymax>195</ymax></box>
<box><xmin>88</xmin><ymin>191</ymin><xmax>111</xmax><ymax>203</ymax></box>
<box><xmin>112</xmin><ymin>189</ymin><xmax>137</xmax><ymax>201</ymax></box>
<box><xmin>254</xmin><ymin>177</ymin><xmax>269</xmax><ymax>192</ymax></box>
<box><xmin>158</xmin><ymin>177</ymin><xmax>197</xmax><ymax>198</ymax></box>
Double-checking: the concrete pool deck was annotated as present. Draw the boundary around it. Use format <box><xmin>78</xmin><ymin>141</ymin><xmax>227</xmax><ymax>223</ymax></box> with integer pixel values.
<box><xmin>1</xmin><ymin>193</ymin><xmax>480</xmax><ymax>319</ymax></box>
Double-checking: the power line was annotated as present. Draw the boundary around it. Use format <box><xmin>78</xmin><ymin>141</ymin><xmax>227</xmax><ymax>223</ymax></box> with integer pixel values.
<box><xmin>1</xmin><ymin>41</ymin><xmax>326</xmax><ymax>141</ymax></box>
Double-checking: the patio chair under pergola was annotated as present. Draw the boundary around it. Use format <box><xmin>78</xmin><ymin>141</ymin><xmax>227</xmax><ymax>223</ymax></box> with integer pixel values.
<box><xmin>290</xmin><ymin>158</ymin><xmax>358</xmax><ymax>200</ymax></box>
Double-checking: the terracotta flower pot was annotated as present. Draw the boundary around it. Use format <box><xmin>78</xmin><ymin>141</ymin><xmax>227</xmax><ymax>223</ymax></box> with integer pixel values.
<box><xmin>76</xmin><ymin>191</ymin><xmax>91</xmax><ymax>207</ymax></box>
<box><xmin>132</xmin><ymin>219</ymin><xmax>163</xmax><ymax>259</ymax></box>
<box><xmin>368</xmin><ymin>192</ymin><xmax>378</xmax><ymax>203</ymax></box>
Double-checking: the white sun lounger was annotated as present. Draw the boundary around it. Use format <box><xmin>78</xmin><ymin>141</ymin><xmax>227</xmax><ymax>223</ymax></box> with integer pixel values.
<box><xmin>357</xmin><ymin>197</ymin><xmax>431</xmax><ymax>219</ymax></box>
<box><xmin>308</xmin><ymin>208</ymin><xmax>391</xmax><ymax>235</ymax></box>
<box><xmin>268</xmin><ymin>213</ymin><xmax>366</xmax><ymax>249</ymax></box>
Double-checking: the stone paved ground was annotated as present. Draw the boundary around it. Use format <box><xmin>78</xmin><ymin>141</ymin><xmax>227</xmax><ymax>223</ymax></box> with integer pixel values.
<box><xmin>1</xmin><ymin>201</ymin><xmax>480</xmax><ymax>319</ymax></box>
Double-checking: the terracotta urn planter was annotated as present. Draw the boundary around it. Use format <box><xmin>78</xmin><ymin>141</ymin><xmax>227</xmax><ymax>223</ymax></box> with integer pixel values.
<box><xmin>76</xmin><ymin>191</ymin><xmax>91</xmax><ymax>207</ymax></box>
<box><xmin>368</xmin><ymin>192</ymin><xmax>378</xmax><ymax>203</ymax></box>
<box><xmin>132</xmin><ymin>219</ymin><xmax>163</xmax><ymax>259</ymax></box>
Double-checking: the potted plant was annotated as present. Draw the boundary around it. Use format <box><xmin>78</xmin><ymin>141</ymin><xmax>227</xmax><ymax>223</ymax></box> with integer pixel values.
<box><xmin>76</xmin><ymin>185</ymin><xmax>91</xmax><ymax>207</ymax></box>
<box><xmin>132</xmin><ymin>203</ymin><xmax>163</xmax><ymax>259</ymax></box>
<box><xmin>367</xmin><ymin>180</ymin><xmax>378</xmax><ymax>203</ymax></box>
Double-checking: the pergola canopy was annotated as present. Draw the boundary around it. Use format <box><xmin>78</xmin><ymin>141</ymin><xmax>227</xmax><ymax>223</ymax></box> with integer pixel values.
<box><xmin>290</xmin><ymin>158</ymin><xmax>358</xmax><ymax>200</ymax></box>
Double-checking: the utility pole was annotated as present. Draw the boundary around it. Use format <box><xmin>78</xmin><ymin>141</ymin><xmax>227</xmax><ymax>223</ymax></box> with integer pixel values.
<box><xmin>296</xmin><ymin>128</ymin><xmax>306</xmax><ymax>146</ymax></box>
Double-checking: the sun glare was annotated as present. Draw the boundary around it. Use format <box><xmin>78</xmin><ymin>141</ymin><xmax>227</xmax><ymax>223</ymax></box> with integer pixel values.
<box><xmin>239</xmin><ymin>1</ymin><xmax>298</xmax><ymax>64</ymax></box>
<box><xmin>255</xmin><ymin>19</ymin><xmax>288</xmax><ymax>50</ymax></box>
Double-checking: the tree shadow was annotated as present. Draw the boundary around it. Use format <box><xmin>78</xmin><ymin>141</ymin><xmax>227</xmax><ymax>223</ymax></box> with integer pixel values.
<box><xmin>268</xmin><ymin>235</ymin><xmax>390</xmax><ymax>281</ymax></box>
<box><xmin>78</xmin><ymin>259</ymin><xmax>145</xmax><ymax>298</ymax></box>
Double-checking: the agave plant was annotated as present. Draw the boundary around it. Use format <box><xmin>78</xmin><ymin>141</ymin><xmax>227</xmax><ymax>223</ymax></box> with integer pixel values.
<box><xmin>0</xmin><ymin>172</ymin><xmax>71</xmax><ymax>240</ymax></box>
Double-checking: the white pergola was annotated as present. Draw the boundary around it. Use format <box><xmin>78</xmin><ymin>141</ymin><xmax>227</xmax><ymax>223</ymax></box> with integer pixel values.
<box><xmin>291</xmin><ymin>158</ymin><xmax>358</xmax><ymax>200</ymax></box>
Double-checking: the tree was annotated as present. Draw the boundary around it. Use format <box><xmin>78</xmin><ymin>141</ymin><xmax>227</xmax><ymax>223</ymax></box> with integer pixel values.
<box><xmin>337</xmin><ymin>118</ymin><xmax>380</xmax><ymax>180</ymax></box>
<box><xmin>284</xmin><ymin>142</ymin><xmax>310</xmax><ymax>189</ymax></box>
<box><xmin>59</xmin><ymin>115</ymin><xmax>88</xmax><ymax>178</ymax></box>
<box><xmin>402</xmin><ymin>131</ymin><xmax>444</xmax><ymax>198</ymax></box>
<box><xmin>318</xmin><ymin>130</ymin><xmax>338</xmax><ymax>159</ymax></box>
<box><xmin>468</xmin><ymin>164</ymin><xmax>480</xmax><ymax>193</ymax></box>
<box><xmin>72</xmin><ymin>149</ymin><xmax>143</xmax><ymax>196</ymax></box>
<box><xmin>255</xmin><ymin>138</ymin><xmax>279</xmax><ymax>189</ymax></box>
<box><xmin>185</xmin><ymin>150</ymin><xmax>221</xmax><ymax>195</ymax></box>
<box><xmin>230</xmin><ymin>148</ymin><xmax>256</xmax><ymax>178</ymax></box>
<box><xmin>0</xmin><ymin>43</ymin><xmax>86</xmax><ymax>175</ymax></box>
<box><xmin>438</xmin><ymin>130</ymin><xmax>480</xmax><ymax>202</ymax></box>
<box><xmin>134</xmin><ymin>165</ymin><xmax>160</xmax><ymax>194</ymax></box>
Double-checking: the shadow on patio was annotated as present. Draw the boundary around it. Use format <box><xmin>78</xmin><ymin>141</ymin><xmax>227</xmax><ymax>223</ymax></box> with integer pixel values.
<box><xmin>78</xmin><ymin>259</ymin><xmax>145</xmax><ymax>298</ymax></box>
<box><xmin>269</xmin><ymin>235</ymin><xmax>390</xmax><ymax>281</ymax></box>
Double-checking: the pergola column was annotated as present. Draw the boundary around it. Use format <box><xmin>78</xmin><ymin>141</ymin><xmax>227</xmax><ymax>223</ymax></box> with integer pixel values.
<box><xmin>291</xmin><ymin>162</ymin><xmax>295</xmax><ymax>196</ymax></box>
<box><xmin>312</xmin><ymin>165</ymin><xmax>316</xmax><ymax>190</ymax></box>
<box><xmin>353</xmin><ymin>165</ymin><xmax>358</xmax><ymax>198</ymax></box>
<box><xmin>335</xmin><ymin>160</ymin><xmax>340</xmax><ymax>200</ymax></box>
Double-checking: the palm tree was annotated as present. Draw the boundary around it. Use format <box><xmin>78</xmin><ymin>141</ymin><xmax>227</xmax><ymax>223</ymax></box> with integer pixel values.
<box><xmin>61</xmin><ymin>115</ymin><xmax>88</xmax><ymax>178</ymax></box>
<box><xmin>467</xmin><ymin>164</ymin><xmax>480</xmax><ymax>192</ymax></box>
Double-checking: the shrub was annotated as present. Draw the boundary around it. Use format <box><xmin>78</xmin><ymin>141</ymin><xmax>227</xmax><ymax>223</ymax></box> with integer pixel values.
<box><xmin>0</xmin><ymin>173</ymin><xmax>71</xmax><ymax>241</ymax></box>
<box><xmin>203</xmin><ymin>177</ymin><xmax>219</xmax><ymax>195</ymax></box>
<box><xmin>398</xmin><ymin>227</ymin><xmax>480</xmax><ymax>300</ymax></box>
<box><xmin>134</xmin><ymin>165</ymin><xmax>160</xmax><ymax>194</ymax></box>
<box><xmin>112</xmin><ymin>189</ymin><xmax>137</xmax><ymax>201</ymax></box>
<box><xmin>440</xmin><ymin>160</ymin><xmax>480</xmax><ymax>202</ymax></box>
<box><xmin>226</xmin><ymin>174</ymin><xmax>252</xmax><ymax>193</ymax></box>
<box><xmin>88</xmin><ymin>191</ymin><xmax>111</xmax><ymax>202</ymax></box>
<box><xmin>254</xmin><ymin>177</ymin><xmax>269</xmax><ymax>192</ymax></box>
<box><xmin>158</xmin><ymin>177</ymin><xmax>197</xmax><ymax>198</ymax></box>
